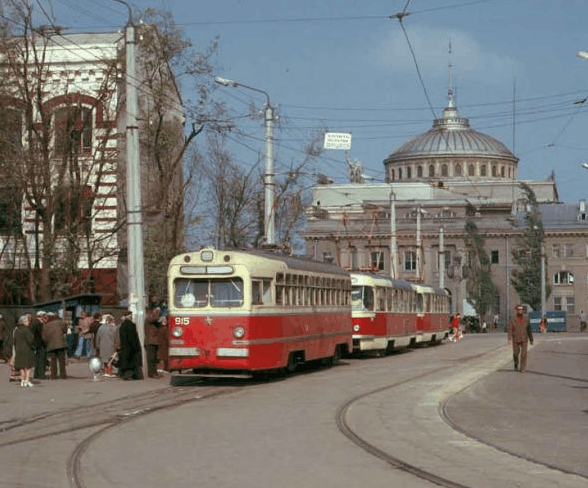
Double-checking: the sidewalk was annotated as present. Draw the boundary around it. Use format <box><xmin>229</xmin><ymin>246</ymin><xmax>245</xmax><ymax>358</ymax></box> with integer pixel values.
<box><xmin>444</xmin><ymin>334</ymin><xmax>588</xmax><ymax>478</ymax></box>
<box><xmin>0</xmin><ymin>358</ymin><xmax>171</xmax><ymax>422</ymax></box>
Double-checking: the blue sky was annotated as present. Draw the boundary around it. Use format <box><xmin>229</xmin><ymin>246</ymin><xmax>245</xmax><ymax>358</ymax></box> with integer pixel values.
<box><xmin>50</xmin><ymin>0</ymin><xmax>588</xmax><ymax>203</ymax></box>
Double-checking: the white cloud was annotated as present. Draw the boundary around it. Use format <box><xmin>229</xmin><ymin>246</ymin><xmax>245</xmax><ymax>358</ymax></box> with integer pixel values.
<box><xmin>374</xmin><ymin>25</ymin><xmax>520</xmax><ymax>84</ymax></box>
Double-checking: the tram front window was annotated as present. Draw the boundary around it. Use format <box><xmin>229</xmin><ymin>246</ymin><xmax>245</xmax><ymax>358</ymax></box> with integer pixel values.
<box><xmin>174</xmin><ymin>278</ymin><xmax>244</xmax><ymax>308</ymax></box>
<box><xmin>352</xmin><ymin>286</ymin><xmax>374</xmax><ymax>311</ymax></box>
<box><xmin>174</xmin><ymin>279</ymin><xmax>208</xmax><ymax>308</ymax></box>
<box><xmin>211</xmin><ymin>278</ymin><xmax>244</xmax><ymax>308</ymax></box>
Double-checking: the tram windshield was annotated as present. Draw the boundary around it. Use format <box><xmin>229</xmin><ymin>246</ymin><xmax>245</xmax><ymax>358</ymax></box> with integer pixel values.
<box><xmin>351</xmin><ymin>285</ymin><xmax>374</xmax><ymax>312</ymax></box>
<box><xmin>174</xmin><ymin>278</ymin><xmax>244</xmax><ymax>308</ymax></box>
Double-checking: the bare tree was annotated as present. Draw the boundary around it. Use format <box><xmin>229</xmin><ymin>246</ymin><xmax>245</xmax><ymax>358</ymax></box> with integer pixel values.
<box><xmin>0</xmin><ymin>1</ymin><xmax>122</xmax><ymax>303</ymax></box>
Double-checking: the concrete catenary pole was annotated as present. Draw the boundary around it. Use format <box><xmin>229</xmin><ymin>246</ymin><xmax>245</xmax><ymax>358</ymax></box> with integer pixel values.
<box><xmin>116</xmin><ymin>0</ymin><xmax>146</xmax><ymax>375</ymax></box>
<box><xmin>264</xmin><ymin>103</ymin><xmax>276</xmax><ymax>245</ymax></box>
<box><xmin>214</xmin><ymin>77</ymin><xmax>275</xmax><ymax>246</ymax></box>
<box><xmin>439</xmin><ymin>227</ymin><xmax>445</xmax><ymax>289</ymax></box>
<box><xmin>389</xmin><ymin>189</ymin><xmax>397</xmax><ymax>278</ymax></box>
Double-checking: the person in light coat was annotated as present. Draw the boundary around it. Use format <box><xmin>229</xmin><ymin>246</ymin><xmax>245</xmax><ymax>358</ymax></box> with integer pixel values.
<box><xmin>95</xmin><ymin>314</ymin><xmax>118</xmax><ymax>377</ymax></box>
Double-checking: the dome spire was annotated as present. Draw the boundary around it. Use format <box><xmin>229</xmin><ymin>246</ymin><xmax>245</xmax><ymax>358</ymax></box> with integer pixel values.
<box><xmin>447</xmin><ymin>39</ymin><xmax>454</xmax><ymax>108</ymax></box>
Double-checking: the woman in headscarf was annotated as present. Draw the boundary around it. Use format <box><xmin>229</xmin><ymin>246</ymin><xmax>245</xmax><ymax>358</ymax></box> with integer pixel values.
<box><xmin>13</xmin><ymin>314</ymin><xmax>35</xmax><ymax>387</ymax></box>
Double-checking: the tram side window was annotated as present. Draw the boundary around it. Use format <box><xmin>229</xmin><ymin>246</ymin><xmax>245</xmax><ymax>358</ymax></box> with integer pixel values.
<box><xmin>252</xmin><ymin>279</ymin><xmax>272</xmax><ymax>305</ymax></box>
<box><xmin>416</xmin><ymin>294</ymin><xmax>424</xmax><ymax>313</ymax></box>
<box><xmin>376</xmin><ymin>287</ymin><xmax>386</xmax><ymax>311</ymax></box>
<box><xmin>352</xmin><ymin>286</ymin><xmax>374</xmax><ymax>311</ymax></box>
<box><xmin>174</xmin><ymin>278</ymin><xmax>208</xmax><ymax>308</ymax></box>
<box><xmin>210</xmin><ymin>278</ymin><xmax>244</xmax><ymax>308</ymax></box>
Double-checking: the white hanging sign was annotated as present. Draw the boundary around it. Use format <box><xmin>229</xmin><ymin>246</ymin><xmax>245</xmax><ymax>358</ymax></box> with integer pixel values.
<box><xmin>324</xmin><ymin>132</ymin><xmax>352</xmax><ymax>150</ymax></box>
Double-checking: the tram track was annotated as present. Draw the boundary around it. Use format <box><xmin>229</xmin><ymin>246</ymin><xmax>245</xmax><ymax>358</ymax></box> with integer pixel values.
<box><xmin>335</xmin><ymin>347</ymin><xmax>504</xmax><ymax>488</ymax></box>
<box><xmin>0</xmin><ymin>383</ymin><xmax>246</xmax><ymax>488</ymax></box>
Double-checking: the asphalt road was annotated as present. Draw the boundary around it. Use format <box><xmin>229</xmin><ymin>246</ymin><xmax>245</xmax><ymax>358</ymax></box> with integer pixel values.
<box><xmin>1</xmin><ymin>333</ymin><xmax>586</xmax><ymax>488</ymax></box>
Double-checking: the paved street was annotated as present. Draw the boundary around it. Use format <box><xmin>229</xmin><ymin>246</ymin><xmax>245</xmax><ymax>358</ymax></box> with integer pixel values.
<box><xmin>0</xmin><ymin>333</ymin><xmax>586</xmax><ymax>488</ymax></box>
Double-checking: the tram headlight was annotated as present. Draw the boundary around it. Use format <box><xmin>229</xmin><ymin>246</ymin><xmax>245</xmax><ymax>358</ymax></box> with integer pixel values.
<box><xmin>172</xmin><ymin>326</ymin><xmax>184</xmax><ymax>338</ymax></box>
<box><xmin>232</xmin><ymin>326</ymin><xmax>245</xmax><ymax>339</ymax></box>
<box><xmin>353</xmin><ymin>324</ymin><xmax>360</xmax><ymax>332</ymax></box>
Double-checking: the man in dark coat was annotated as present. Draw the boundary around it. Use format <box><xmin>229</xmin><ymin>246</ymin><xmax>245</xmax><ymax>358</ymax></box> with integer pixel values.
<box><xmin>144</xmin><ymin>306</ymin><xmax>162</xmax><ymax>378</ymax></box>
<box><xmin>42</xmin><ymin>312</ymin><xmax>68</xmax><ymax>379</ymax></box>
<box><xmin>0</xmin><ymin>313</ymin><xmax>6</xmax><ymax>362</ymax></box>
<box><xmin>31</xmin><ymin>311</ymin><xmax>48</xmax><ymax>379</ymax></box>
<box><xmin>118</xmin><ymin>310</ymin><xmax>143</xmax><ymax>380</ymax></box>
<box><xmin>507</xmin><ymin>304</ymin><xmax>534</xmax><ymax>372</ymax></box>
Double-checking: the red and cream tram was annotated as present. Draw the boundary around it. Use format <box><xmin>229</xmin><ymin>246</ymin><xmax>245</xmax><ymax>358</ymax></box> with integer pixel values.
<box><xmin>167</xmin><ymin>249</ymin><xmax>353</xmax><ymax>377</ymax></box>
<box><xmin>351</xmin><ymin>273</ymin><xmax>450</xmax><ymax>353</ymax></box>
<box><xmin>412</xmin><ymin>282</ymin><xmax>451</xmax><ymax>345</ymax></box>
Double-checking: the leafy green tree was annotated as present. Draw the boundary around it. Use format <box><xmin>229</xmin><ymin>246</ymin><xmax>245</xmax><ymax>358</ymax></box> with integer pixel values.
<box><xmin>463</xmin><ymin>210</ymin><xmax>499</xmax><ymax>316</ymax></box>
<box><xmin>510</xmin><ymin>183</ymin><xmax>550</xmax><ymax>311</ymax></box>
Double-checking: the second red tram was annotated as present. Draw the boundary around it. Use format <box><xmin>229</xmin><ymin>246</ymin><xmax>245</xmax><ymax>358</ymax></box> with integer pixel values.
<box><xmin>167</xmin><ymin>249</ymin><xmax>353</xmax><ymax>377</ymax></box>
<box><xmin>351</xmin><ymin>273</ymin><xmax>450</xmax><ymax>353</ymax></box>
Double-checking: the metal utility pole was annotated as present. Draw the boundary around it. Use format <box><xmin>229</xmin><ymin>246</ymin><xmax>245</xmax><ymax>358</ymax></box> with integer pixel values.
<box><xmin>439</xmin><ymin>227</ymin><xmax>445</xmax><ymax>289</ymax></box>
<box><xmin>541</xmin><ymin>243</ymin><xmax>546</xmax><ymax>317</ymax></box>
<box><xmin>215</xmin><ymin>77</ymin><xmax>276</xmax><ymax>245</ymax></box>
<box><xmin>389</xmin><ymin>189</ymin><xmax>397</xmax><ymax>278</ymax></box>
<box><xmin>416</xmin><ymin>206</ymin><xmax>422</xmax><ymax>281</ymax></box>
<box><xmin>116</xmin><ymin>0</ymin><xmax>146</xmax><ymax>373</ymax></box>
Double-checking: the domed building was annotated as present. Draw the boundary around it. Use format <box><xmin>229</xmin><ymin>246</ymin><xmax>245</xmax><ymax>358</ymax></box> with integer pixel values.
<box><xmin>303</xmin><ymin>88</ymin><xmax>588</xmax><ymax>330</ymax></box>
<box><xmin>384</xmin><ymin>93</ymin><xmax>519</xmax><ymax>184</ymax></box>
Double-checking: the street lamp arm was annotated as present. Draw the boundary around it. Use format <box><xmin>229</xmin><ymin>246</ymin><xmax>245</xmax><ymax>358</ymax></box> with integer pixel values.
<box><xmin>214</xmin><ymin>76</ymin><xmax>271</xmax><ymax>105</ymax></box>
<box><xmin>112</xmin><ymin>0</ymin><xmax>133</xmax><ymax>25</ymax></box>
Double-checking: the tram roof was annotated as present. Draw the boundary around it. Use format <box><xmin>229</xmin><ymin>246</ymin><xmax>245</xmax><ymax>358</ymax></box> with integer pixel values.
<box><xmin>236</xmin><ymin>249</ymin><xmax>351</xmax><ymax>276</ymax></box>
<box><xmin>174</xmin><ymin>249</ymin><xmax>350</xmax><ymax>277</ymax></box>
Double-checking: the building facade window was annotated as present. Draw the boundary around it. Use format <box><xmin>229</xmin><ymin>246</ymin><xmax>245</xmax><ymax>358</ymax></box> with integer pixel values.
<box><xmin>455</xmin><ymin>163</ymin><xmax>462</xmax><ymax>176</ymax></box>
<box><xmin>564</xmin><ymin>243</ymin><xmax>574</xmax><ymax>258</ymax></box>
<box><xmin>481</xmin><ymin>164</ymin><xmax>487</xmax><ymax>176</ymax></box>
<box><xmin>553</xmin><ymin>296</ymin><xmax>575</xmax><ymax>314</ymax></box>
<box><xmin>54</xmin><ymin>185</ymin><xmax>93</xmax><ymax>235</ymax></box>
<box><xmin>553</xmin><ymin>270</ymin><xmax>574</xmax><ymax>285</ymax></box>
<box><xmin>417</xmin><ymin>165</ymin><xmax>423</xmax><ymax>177</ymax></box>
<box><xmin>404</xmin><ymin>251</ymin><xmax>416</xmax><ymax>271</ymax></box>
<box><xmin>552</xmin><ymin>244</ymin><xmax>560</xmax><ymax>258</ymax></box>
<box><xmin>0</xmin><ymin>188</ymin><xmax>22</xmax><ymax>234</ymax></box>
<box><xmin>407</xmin><ymin>166</ymin><xmax>412</xmax><ymax>179</ymax></box>
<box><xmin>441</xmin><ymin>164</ymin><xmax>448</xmax><ymax>176</ymax></box>
<box><xmin>54</xmin><ymin>106</ymin><xmax>93</xmax><ymax>158</ymax></box>
<box><xmin>428</xmin><ymin>165</ymin><xmax>434</xmax><ymax>177</ymax></box>
<box><xmin>370</xmin><ymin>251</ymin><xmax>385</xmax><ymax>271</ymax></box>
<box><xmin>468</xmin><ymin>164</ymin><xmax>475</xmax><ymax>176</ymax></box>
<box><xmin>491</xmin><ymin>250</ymin><xmax>499</xmax><ymax>264</ymax></box>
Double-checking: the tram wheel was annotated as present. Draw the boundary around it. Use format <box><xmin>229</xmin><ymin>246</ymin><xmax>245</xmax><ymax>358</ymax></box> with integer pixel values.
<box><xmin>332</xmin><ymin>345</ymin><xmax>342</xmax><ymax>365</ymax></box>
<box><xmin>286</xmin><ymin>352</ymin><xmax>297</xmax><ymax>373</ymax></box>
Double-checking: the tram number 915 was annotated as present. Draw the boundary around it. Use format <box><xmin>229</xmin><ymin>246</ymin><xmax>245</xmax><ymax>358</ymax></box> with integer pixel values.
<box><xmin>174</xmin><ymin>317</ymin><xmax>190</xmax><ymax>326</ymax></box>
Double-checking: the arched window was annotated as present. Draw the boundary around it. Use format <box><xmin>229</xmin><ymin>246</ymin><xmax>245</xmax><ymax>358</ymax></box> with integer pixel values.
<box><xmin>441</xmin><ymin>164</ymin><xmax>448</xmax><ymax>176</ymax></box>
<box><xmin>417</xmin><ymin>165</ymin><xmax>423</xmax><ymax>177</ymax></box>
<box><xmin>398</xmin><ymin>168</ymin><xmax>402</xmax><ymax>180</ymax></box>
<box><xmin>391</xmin><ymin>169</ymin><xmax>395</xmax><ymax>181</ymax></box>
<box><xmin>468</xmin><ymin>164</ymin><xmax>475</xmax><ymax>176</ymax></box>
<box><xmin>54</xmin><ymin>106</ymin><xmax>93</xmax><ymax>157</ymax></box>
<box><xmin>501</xmin><ymin>166</ymin><xmax>505</xmax><ymax>177</ymax></box>
<box><xmin>553</xmin><ymin>271</ymin><xmax>574</xmax><ymax>285</ymax></box>
<box><xmin>407</xmin><ymin>166</ymin><xmax>412</xmax><ymax>178</ymax></box>
<box><xmin>428</xmin><ymin>165</ymin><xmax>435</xmax><ymax>177</ymax></box>
<box><xmin>455</xmin><ymin>164</ymin><xmax>462</xmax><ymax>176</ymax></box>
<box><xmin>492</xmin><ymin>165</ymin><xmax>497</xmax><ymax>177</ymax></box>
<box><xmin>481</xmin><ymin>165</ymin><xmax>487</xmax><ymax>176</ymax></box>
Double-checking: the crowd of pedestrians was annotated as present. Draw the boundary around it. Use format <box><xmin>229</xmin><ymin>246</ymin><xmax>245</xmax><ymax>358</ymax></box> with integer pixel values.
<box><xmin>1</xmin><ymin>296</ymin><xmax>169</xmax><ymax>386</ymax></box>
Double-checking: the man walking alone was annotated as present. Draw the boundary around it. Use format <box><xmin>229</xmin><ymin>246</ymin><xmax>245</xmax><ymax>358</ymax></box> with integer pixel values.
<box><xmin>507</xmin><ymin>305</ymin><xmax>534</xmax><ymax>372</ymax></box>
